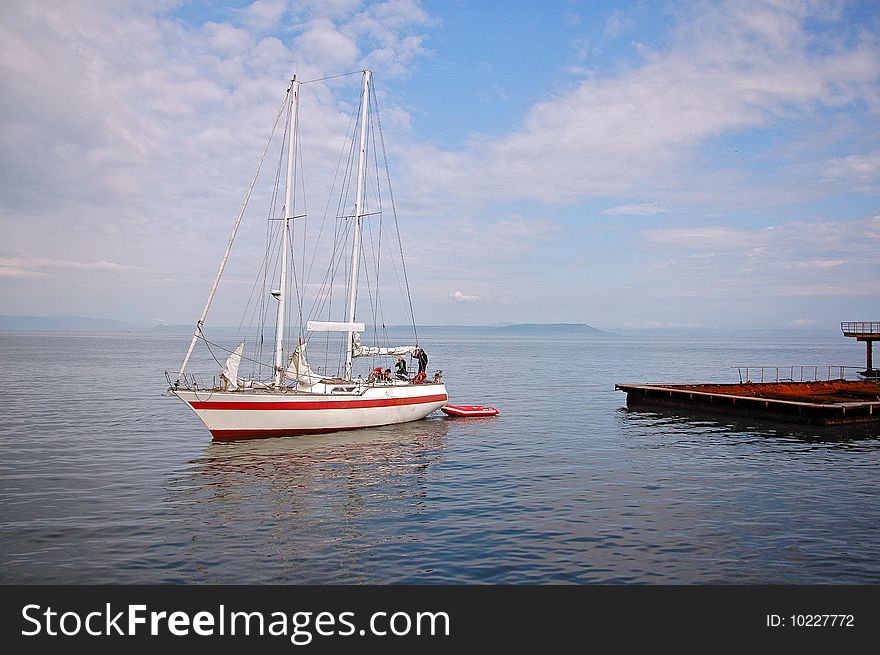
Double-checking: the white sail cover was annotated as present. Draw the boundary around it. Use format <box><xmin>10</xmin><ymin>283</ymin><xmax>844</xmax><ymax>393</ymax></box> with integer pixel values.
<box><xmin>220</xmin><ymin>341</ymin><xmax>245</xmax><ymax>390</ymax></box>
<box><xmin>285</xmin><ymin>342</ymin><xmax>323</xmax><ymax>387</ymax></box>
<box><xmin>307</xmin><ymin>321</ymin><xmax>365</xmax><ymax>332</ymax></box>
<box><xmin>350</xmin><ymin>332</ymin><xmax>415</xmax><ymax>358</ymax></box>
<box><xmin>354</xmin><ymin>346</ymin><xmax>415</xmax><ymax>357</ymax></box>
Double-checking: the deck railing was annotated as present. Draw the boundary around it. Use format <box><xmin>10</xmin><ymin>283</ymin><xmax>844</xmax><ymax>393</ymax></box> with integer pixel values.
<box><xmin>734</xmin><ymin>365</ymin><xmax>865</xmax><ymax>383</ymax></box>
<box><xmin>841</xmin><ymin>321</ymin><xmax>880</xmax><ymax>335</ymax></box>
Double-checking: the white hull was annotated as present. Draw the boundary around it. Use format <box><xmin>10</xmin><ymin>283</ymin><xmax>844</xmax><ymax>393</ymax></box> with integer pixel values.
<box><xmin>174</xmin><ymin>382</ymin><xmax>447</xmax><ymax>440</ymax></box>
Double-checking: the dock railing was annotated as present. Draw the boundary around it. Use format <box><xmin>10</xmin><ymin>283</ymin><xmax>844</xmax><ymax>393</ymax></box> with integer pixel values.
<box><xmin>734</xmin><ymin>365</ymin><xmax>863</xmax><ymax>383</ymax></box>
<box><xmin>841</xmin><ymin>322</ymin><xmax>880</xmax><ymax>335</ymax></box>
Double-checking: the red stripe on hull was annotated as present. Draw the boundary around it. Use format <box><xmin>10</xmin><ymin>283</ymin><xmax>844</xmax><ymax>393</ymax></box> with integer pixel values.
<box><xmin>189</xmin><ymin>393</ymin><xmax>448</xmax><ymax>411</ymax></box>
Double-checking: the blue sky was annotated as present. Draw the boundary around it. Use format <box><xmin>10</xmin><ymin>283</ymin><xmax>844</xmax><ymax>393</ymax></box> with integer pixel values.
<box><xmin>1</xmin><ymin>0</ymin><xmax>878</xmax><ymax>330</ymax></box>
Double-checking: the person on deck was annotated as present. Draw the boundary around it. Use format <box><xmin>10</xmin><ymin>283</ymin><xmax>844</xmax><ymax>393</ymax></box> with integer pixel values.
<box><xmin>415</xmin><ymin>347</ymin><xmax>428</xmax><ymax>375</ymax></box>
<box><xmin>395</xmin><ymin>357</ymin><xmax>408</xmax><ymax>380</ymax></box>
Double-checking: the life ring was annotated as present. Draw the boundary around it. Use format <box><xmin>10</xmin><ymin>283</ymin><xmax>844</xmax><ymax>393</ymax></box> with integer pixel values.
<box><xmin>413</xmin><ymin>372</ymin><xmax>427</xmax><ymax>384</ymax></box>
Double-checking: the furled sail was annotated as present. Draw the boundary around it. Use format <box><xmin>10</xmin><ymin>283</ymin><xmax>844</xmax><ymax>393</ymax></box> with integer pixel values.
<box><xmin>285</xmin><ymin>341</ymin><xmax>323</xmax><ymax>387</ymax></box>
<box><xmin>220</xmin><ymin>341</ymin><xmax>245</xmax><ymax>390</ymax></box>
<box><xmin>307</xmin><ymin>321</ymin><xmax>365</xmax><ymax>332</ymax></box>
<box><xmin>350</xmin><ymin>332</ymin><xmax>415</xmax><ymax>358</ymax></box>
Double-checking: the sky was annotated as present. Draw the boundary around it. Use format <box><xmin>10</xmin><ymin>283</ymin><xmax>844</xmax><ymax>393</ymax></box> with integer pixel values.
<box><xmin>1</xmin><ymin>0</ymin><xmax>879</xmax><ymax>331</ymax></box>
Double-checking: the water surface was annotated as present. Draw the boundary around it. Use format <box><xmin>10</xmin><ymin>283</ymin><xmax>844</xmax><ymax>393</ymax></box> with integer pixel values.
<box><xmin>1</xmin><ymin>332</ymin><xmax>877</xmax><ymax>583</ymax></box>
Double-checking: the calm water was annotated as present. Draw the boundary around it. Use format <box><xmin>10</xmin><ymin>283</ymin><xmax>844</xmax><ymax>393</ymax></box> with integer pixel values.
<box><xmin>1</xmin><ymin>331</ymin><xmax>878</xmax><ymax>584</ymax></box>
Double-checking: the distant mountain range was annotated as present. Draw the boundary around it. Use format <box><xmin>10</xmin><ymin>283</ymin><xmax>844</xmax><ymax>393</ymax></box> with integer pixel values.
<box><xmin>0</xmin><ymin>315</ymin><xmax>137</xmax><ymax>331</ymax></box>
<box><xmin>0</xmin><ymin>315</ymin><xmax>841</xmax><ymax>339</ymax></box>
<box><xmin>0</xmin><ymin>315</ymin><xmax>611</xmax><ymax>336</ymax></box>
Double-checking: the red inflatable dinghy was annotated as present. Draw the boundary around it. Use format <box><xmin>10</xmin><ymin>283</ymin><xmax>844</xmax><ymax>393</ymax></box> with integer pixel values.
<box><xmin>441</xmin><ymin>405</ymin><xmax>499</xmax><ymax>418</ymax></box>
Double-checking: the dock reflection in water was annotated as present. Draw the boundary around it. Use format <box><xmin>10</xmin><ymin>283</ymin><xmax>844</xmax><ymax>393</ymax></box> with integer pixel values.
<box><xmin>617</xmin><ymin>405</ymin><xmax>880</xmax><ymax>446</ymax></box>
<box><xmin>165</xmin><ymin>419</ymin><xmax>449</xmax><ymax>583</ymax></box>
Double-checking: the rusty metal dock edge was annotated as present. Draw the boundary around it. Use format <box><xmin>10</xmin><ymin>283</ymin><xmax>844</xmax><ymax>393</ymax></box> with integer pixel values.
<box><xmin>615</xmin><ymin>383</ymin><xmax>880</xmax><ymax>426</ymax></box>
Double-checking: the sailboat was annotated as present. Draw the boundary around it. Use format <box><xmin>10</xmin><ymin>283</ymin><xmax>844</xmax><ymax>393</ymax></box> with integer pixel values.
<box><xmin>168</xmin><ymin>70</ymin><xmax>448</xmax><ymax>440</ymax></box>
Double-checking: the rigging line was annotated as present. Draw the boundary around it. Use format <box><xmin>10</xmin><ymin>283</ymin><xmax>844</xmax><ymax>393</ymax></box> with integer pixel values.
<box><xmin>305</xmin><ymin>215</ymin><xmax>354</xmax><ymax>368</ymax></box>
<box><xmin>303</xmin><ymin>98</ymin><xmax>358</xmax><ymax>295</ymax></box>
<box><xmin>191</xmin><ymin>329</ymin><xmax>242</xmax><ymax>371</ymax></box>
<box><xmin>367</xmin><ymin>96</ymin><xmax>388</xmax><ymax>345</ymax></box>
<box><xmin>304</xmin><ymin>206</ymin><xmax>352</xmax><ymax>333</ymax></box>
<box><xmin>374</xmin><ymin>87</ymin><xmax>418</xmax><ymax>345</ymax></box>
<box><xmin>362</xmin><ymin>213</ymin><xmax>377</xmax><ymax>344</ymax></box>
<box><xmin>202</xmin><ymin>335</ymin><xmax>223</xmax><ymax>369</ymax></box>
<box><xmin>300</xmin><ymin>70</ymin><xmax>363</xmax><ymax>85</ymax></box>
<box><xmin>201</xmin><ymin>336</ymin><xmax>274</xmax><ymax>370</ymax></box>
<box><xmin>249</xmin><ymin>132</ymin><xmax>284</xmax><ymax>379</ymax></box>
<box><xmin>255</xmin><ymin>134</ymin><xmax>287</xmax><ymax>378</ymax></box>
<box><xmin>339</xmin><ymin>78</ymin><xmax>367</xmax><ymax>355</ymax></box>
<box><xmin>286</xmin><ymin>218</ymin><xmax>295</xmax><ymax>369</ymax></box>
<box><xmin>254</xmin><ymin>208</ymin><xmax>280</xmax><ymax>379</ymax></box>
<box><xmin>238</xmin><ymin>119</ymin><xmax>287</xmax><ymax>346</ymax></box>
<box><xmin>177</xmin><ymin>86</ymin><xmax>289</xmax><ymax>380</ymax></box>
<box><xmin>303</xmin><ymin>98</ymin><xmax>358</xmax><ymax>326</ymax></box>
<box><xmin>295</xmin><ymin>114</ymin><xmax>308</xmax><ymax>338</ymax></box>
<box><xmin>358</xmin><ymin>111</ymin><xmax>378</xmax><ymax>345</ymax></box>
<box><xmin>286</xmin><ymin>114</ymin><xmax>304</xmax><ymax>349</ymax></box>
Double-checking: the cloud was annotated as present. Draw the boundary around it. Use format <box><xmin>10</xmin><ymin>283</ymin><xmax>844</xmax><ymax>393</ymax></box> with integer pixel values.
<box><xmin>238</xmin><ymin>0</ymin><xmax>289</xmax><ymax>32</ymax></box>
<box><xmin>822</xmin><ymin>152</ymin><xmax>880</xmax><ymax>179</ymax></box>
<box><xmin>0</xmin><ymin>1</ymin><xmax>877</xmax><ymax>330</ymax></box>
<box><xmin>293</xmin><ymin>19</ymin><xmax>359</xmax><ymax>69</ymax></box>
<box><xmin>402</xmin><ymin>1</ymin><xmax>880</xmax><ymax>207</ymax></box>
<box><xmin>203</xmin><ymin>22</ymin><xmax>253</xmax><ymax>56</ymax></box>
<box><xmin>642</xmin><ymin>225</ymin><xmax>764</xmax><ymax>250</ymax></box>
<box><xmin>818</xmin><ymin>151</ymin><xmax>880</xmax><ymax>193</ymax></box>
<box><xmin>449</xmin><ymin>290</ymin><xmax>479</xmax><ymax>302</ymax></box>
<box><xmin>0</xmin><ymin>255</ymin><xmax>143</xmax><ymax>274</ymax></box>
<box><xmin>0</xmin><ymin>1</ymin><xmax>438</xmax><ymax>321</ymax></box>
<box><xmin>784</xmin><ymin>259</ymin><xmax>844</xmax><ymax>269</ymax></box>
<box><xmin>600</xmin><ymin>203</ymin><xmax>667</xmax><ymax>216</ymax></box>
<box><xmin>789</xmin><ymin>318</ymin><xmax>816</xmax><ymax>327</ymax></box>
<box><xmin>639</xmin><ymin>215</ymin><xmax>880</xmax><ymax>299</ymax></box>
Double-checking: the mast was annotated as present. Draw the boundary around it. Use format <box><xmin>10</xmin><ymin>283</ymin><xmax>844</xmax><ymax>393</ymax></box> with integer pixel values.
<box><xmin>175</xmin><ymin>88</ymin><xmax>290</xmax><ymax>385</ymax></box>
<box><xmin>344</xmin><ymin>69</ymin><xmax>371</xmax><ymax>379</ymax></box>
<box><xmin>274</xmin><ymin>77</ymin><xmax>300</xmax><ymax>388</ymax></box>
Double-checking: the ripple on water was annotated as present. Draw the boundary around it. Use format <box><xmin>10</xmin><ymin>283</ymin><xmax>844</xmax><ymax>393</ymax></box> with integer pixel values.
<box><xmin>1</xmin><ymin>333</ymin><xmax>879</xmax><ymax>583</ymax></box>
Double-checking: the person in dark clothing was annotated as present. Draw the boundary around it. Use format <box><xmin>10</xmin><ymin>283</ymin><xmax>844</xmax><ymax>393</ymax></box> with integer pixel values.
<box><xmin>394</xmin><ymin>357</ymin><xmax>408</xmax><ymax>380</ymax></box>
<box><xmin>415</xmin><ymin>347</ymin><xmax>428</xmax><ymax>375</ymax></box>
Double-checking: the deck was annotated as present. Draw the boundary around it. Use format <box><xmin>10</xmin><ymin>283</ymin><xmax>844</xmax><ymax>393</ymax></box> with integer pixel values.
<box><xmin>615</xmin><ymin>380</ymin><xmax>880</xmax><ymax>426</ymax></box>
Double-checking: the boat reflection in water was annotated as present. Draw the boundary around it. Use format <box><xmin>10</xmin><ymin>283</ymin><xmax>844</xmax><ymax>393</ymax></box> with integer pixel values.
<box><xmin>165</xmin><ymin>418</ymin><xmax>450</xmax><ymax>583</ymax></box>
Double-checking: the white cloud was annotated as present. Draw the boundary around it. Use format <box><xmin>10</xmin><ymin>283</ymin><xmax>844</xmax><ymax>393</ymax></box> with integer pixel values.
<box><xmin>238</xmin><ymin>0</ymin><xmax>289</xmax><ymax>32</ymax></box>
<box><xmin>639</xmin><ymin>215</ymin><xmax>880</xmax><ymax>300</ymax></box>
<box><xmin>450</xmin><ymin>290</ymin><xmax>479</xmax><ymax>302</ymax></box>
<box><xmin>0</xmin><ymin>1</ymin><xmax>437</xmax><ymax>323</ymax></box>
<box><xmin>823</xmin><ymin>152</ymin><xmax>880</xmax><ymax>179</ymax></box>
<box><xmin>785</xmin><ymin>259</ymin><xmax>845</xmax><ymax>269</ymax></box>
<box><xmin>293</xmin><ymin>19</ymin><xmax>359</xmax><ymax>69</ymax></box>
<box><xmin>0</xmin><ymin>1</ymin><xmax>877</xmax><ymax>330</ymax></box>
<box><xmin>600</xmin><ymin>203</ymin><xmax>667</xmax><ymax>216</ymax></box>
<box><xmin>402</xmin><ymin>1</ymin><xmax>880</xmax><ymax>207</ymax></box>
<box><xmin>818</xmin><ymin>151</ymin><xmax>880</xmax><ymax>193</ymax></box>
<box><xmin>789</xmin><ymin>318</ymin><xmax>816</xmax><ymax>327</ymax></box>
<box><xmin>0</xmin><ymin>256</ymin><xmax>143</xmax><ymax>274</ymax></box>
<box><xmin>203</xmin><ymin>22</ymin><xmax>253</xmax><ymax>56</ymax></box>
<box><xmin>642</xmin><ymin>225</ymin><xmax>763</xmax><ymax>250</ymax></box>
<box><xmin>603</xmin><ymin>10</ymin><xmax>632</xmax><ymax>39</ymax></box>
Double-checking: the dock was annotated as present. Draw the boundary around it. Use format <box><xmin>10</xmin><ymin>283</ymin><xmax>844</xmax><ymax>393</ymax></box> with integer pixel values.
<box><xmin>615</xmin><ymin>380</ymin><xmax>880</xmax><ymax>426</ymax></box>
<box><xmin>841</xmin><ymin>321</ymin><xmax>880</xmax><ymax>377</ymax></box>
<box><xmin>616</xmin><ymin>320</ymin><xmax>880</xmax><ymax>426</ymax></box>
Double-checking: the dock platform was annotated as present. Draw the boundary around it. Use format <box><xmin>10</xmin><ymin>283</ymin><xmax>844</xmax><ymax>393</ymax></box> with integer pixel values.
<box><xmin>841</xmin><ymin>321</ymin><xmax>880</xmax><ymax>377</ymax></box>
<box><xmin>616</xmin><ymin>380</ymin><xmax>880</xmax><ymax>426</ymax></box>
